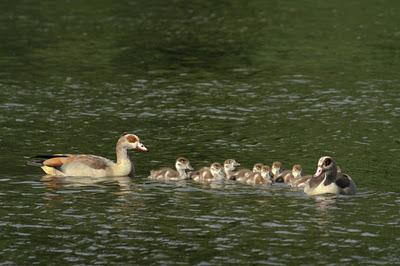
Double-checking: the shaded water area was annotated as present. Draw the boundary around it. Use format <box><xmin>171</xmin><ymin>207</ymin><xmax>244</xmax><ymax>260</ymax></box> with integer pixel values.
<box><xmin>1</xmin><ymin>0</ymin><xmax>400</xmax><ymax>264</ymax></box>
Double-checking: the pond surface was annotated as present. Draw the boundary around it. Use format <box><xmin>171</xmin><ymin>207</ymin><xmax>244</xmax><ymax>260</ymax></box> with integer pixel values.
<box><xmin>0</xmin><ymin>0</ymin><xmax>399</xmax><ymax>265</ymax></box>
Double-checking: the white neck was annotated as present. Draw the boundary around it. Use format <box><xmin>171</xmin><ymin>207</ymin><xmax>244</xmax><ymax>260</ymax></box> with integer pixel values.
<box><xmin>292</xmin><ymin>171</ymin><xmax>302</xmax><ymax>179</ymax></box>
<box><xmin>112</xmin><ymin>145</ymin><xmax>133</xmax><ymax>177</ymax></box>
<box><xmin>224</xmin><ymin>167</ymin><xmax>235</xmax><ymax>177</ymax></box>
<box><xmin>214</xmin><ymin>171</ymin><xmax>225</xmax><ymax>181</ymax></box>
<box><xmin>116</xmin><ymin>146</ymin><xmax>130</xmax><ymax>164</ymax></box>
<box><xmin>177</xmin><ymin>168</ymin><xmax>188</xmax><ymax>178</ymax></box>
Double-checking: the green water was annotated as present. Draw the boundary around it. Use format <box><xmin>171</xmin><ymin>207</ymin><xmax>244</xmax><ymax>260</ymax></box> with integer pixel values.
<box><xmin>1</xmin><ymin>0</ymin><xmax>399</xmax><ymax>264</ymax></box>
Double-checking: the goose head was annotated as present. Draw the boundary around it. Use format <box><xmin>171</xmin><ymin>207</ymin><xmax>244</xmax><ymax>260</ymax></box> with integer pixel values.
<box><xmin>292</xmin><ymin>164</ymin><xmax>303</xmax><ymax>179</ymax></box>
<box><xmin>260</xmin><ymin>165</ymin><xmax>272</xmax><ymax>179</ymax></box>
<box><xmin>175</xmin><ymin>157</ymin><xmax>194</xmax><ymax>173</ymax></box>
<box><xmin>252</xmin><ymin>163</ymin><xmax>264</xmax><ymax>173</ymax></box>
<box><xmin>224</xmin><ymin>159</ymin><xmax>240</xmax><ymax>172</ymax></box>
<box><xmin>271</xmin><ymin>161</ymin><xmax>282</xmax><ymax>176</ymax></box>
<box><xmin>313</xmin><ymin>156</ymin><xmax>337</xmax><ymax>181</ymax></box>
<box><xmin>210</xmin><ymin>162</ymin><xmax>225</xmax><ymax>180</ymax></box>
<box><xmin>223</xmin><ymin>159</ymin><xmax>240</xmax><ymax>180</ymax></box>
<box><xmin>120</xmin><ymin>133</ymin><xmax>148</xmax><ymax>152</ymax></box>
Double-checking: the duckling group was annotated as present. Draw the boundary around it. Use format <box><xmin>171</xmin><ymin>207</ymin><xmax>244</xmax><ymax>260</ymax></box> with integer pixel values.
<box><xmin>32</xmin><ymin>133</ymin><xmax>356</xmax><ymax>196</ymax></box>
<box><xmin>148</xmin><ymin>156</ymin><xmax>357</xmax><ymax>196</ymax></box>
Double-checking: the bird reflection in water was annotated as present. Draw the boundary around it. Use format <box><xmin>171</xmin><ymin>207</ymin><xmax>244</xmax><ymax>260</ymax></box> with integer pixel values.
<box><xmin>41</xmin><ymin>175</ymin><xmax>133</xmax><ymax>194</ymax></box>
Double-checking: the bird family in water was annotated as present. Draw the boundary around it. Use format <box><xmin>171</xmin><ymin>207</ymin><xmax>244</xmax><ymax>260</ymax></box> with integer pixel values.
<box><xmin>148</xmin><ymin>156</ymin><xmax>357</xmax><ymax>195</ymax></box>
<box><xmin>32</xmin><ymin>133</ymin><xmax>356</xmax><ymax>196</ymax></box>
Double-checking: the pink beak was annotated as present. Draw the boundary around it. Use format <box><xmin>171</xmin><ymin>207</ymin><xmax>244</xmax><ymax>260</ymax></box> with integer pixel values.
<box><xmin>313</xmin><ymin>166</ymin><xmax>323</xmax><ymax>177</ymax></box>
<box><xmin>314</xmin><ymin>166</ymin><xmax>323</xmax><ymax>177</ymax></box>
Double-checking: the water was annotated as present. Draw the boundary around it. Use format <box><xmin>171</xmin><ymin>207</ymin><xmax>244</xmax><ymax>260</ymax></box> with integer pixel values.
<box><xmin>1</xmin><ymin>0</ymin><xmax>399</xmax><ymax>264</ymax></box>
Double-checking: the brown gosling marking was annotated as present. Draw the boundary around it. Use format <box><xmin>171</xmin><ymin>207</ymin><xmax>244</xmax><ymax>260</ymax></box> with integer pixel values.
<box><xmin>126</xmin><ymin>135</ymin><xmax>138</xmax><ymax>143</ymax></box>
<box><xmin>272</xmin><ymin>161</ymin><xmax>282</xmax><ymax>168</ymax></box>
<box><xmin>292</xmin><ymin>164</ymin><xmax>302</xmax><ymax>171</ymax></box>
<box><xmin>178</xmin><ymin>157</ymin><xmax>188</xmax><ymax>163</ymax></box>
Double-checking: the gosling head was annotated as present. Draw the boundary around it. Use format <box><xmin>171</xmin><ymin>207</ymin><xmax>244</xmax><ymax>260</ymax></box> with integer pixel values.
<box><xmin>292</xmin><ymin>164</ymin><xmax>303</xmax><ymax>179</ymax></box>
<box><xmin>252</xmin><ymin>163</ymin><xmax>264</xmax><ymax>173</ymax></box>
<box><xmin>210</xmin><ymin>162</ymin><xmax>225</xmax><ymax>180</ymax></box>
<box><xmin>175</xmin><ymin>157</ymin><xmax>194</xmax><ymax>173</ymax></box>
<box><xmin>271</xmin><ymin>161</ymin><xmax>282</xmax><ymax>176</ymax></box>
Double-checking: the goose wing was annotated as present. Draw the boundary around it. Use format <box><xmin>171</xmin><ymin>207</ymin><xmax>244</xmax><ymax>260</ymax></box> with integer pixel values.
<box><xmin>43</xmin><ymin>154</ymin><xmax>112</xmax><ymax>170</ymax></box>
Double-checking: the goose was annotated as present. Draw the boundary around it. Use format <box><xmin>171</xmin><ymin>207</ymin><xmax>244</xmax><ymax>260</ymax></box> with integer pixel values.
<box><xmin>304</xmin><ymin>156</ymin><xmax>356</xmax><ymax>196</ymax></box>
<box><xmin>33</xmin><ymin>133</ymin><xmax>148</xmax><ymax>177</ymax></box>
<box><xmin>148</xmin><ymin>157</ymin><xmax>193</xmax><ymax>181</ymax></box>
<box><xmin>192</xmin><ymin>162</ymin><xmax>225</xmax><ymax>183</ymax></box>
<box><xmin>246</xmin><ymin>165</ymin><xmax>272</xmax><ymax>185</ymax></box>
<box><xmin>260</xmin><ymin>165</ymin><xmax>273</xmax><ymax>180</ymax></box>
<box><xmin>223</xmin><ymin>159</ymin><xmax>240</xmax><ymax>180</ymax></box>
<box><xmin>286</xmin><ymin>164</ymin><xmax>313</xmax><ymax>188</ymax></box>
<box><xmin>246</xmin><ymin>172</ymin><xmax>272</xmax><ymax>185</ymax></box>
<box><xmin>283</xmin><ymin>164</ymin><xmax>303</xmax><ymax>183</ymax></box>
<box><xmin>235</xmin><ymin>163</ymin><xmax>264</xmax><ymax>183</ymax></box>
<box><xmin>271</xmin><ymin>161</ymin><xmax>288</xmax><ymax>183</ymax></box>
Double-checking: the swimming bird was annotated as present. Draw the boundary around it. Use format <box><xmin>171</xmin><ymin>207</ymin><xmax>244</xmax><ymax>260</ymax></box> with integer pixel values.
<box><xmin>271</xmin><ymin>161</ymin><xmax>288</xmax><ymax>182</ymax></box>
<box><xmin>148</xmin><ymin>157</ymin><xmax>193</xmax><ymax>181</ymax></box>
<box><xmin>304</xmin><ymin>156</ymin><xmax>356</xmax><ymax>196</ymax></box>
<box><xmin>246</xmin><ymin>165</ymin><xmax>273</xmax><ymax>185</ymax></box>
<box><xmin>283</xmin><ymin>164</ymin><xmax>303</xmax><ymax>183</ymax></box>
<box><xmin>33</xmin><ymin>133</ymin><xmax>148</xmax><ymax>177</ymax></box>
<box><xmin>192</xmin><ymin>162</ymin><xmax>225</xmax><ymax>183</ymax></box>
<box><xmin>223</xmin><ymin>159</ymin><xmax>240</xmax><ymax>180</ymax></box>
<box><xmin>235</xmin><ymin>163</ymin><xmax>264</xmax><ymax>183</ymax></box>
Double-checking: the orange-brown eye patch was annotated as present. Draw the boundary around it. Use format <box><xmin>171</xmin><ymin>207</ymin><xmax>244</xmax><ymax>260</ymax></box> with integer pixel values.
<box><xmin>127</xmin><ymin>135</ymin><xmax>138</xmax><ymax>143</ymax></box>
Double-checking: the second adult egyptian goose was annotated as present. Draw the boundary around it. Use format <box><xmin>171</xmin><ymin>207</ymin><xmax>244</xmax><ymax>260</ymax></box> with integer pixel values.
<box><xmin>304</xmin><ymin>156</ymin><xmax>356</xmax><ymax>196</ymax></box>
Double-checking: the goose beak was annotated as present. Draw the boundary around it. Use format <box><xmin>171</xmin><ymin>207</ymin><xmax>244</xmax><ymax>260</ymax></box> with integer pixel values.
<box><xmin>136</xmin><ymin>142</ymin><xmax>149</xmax><ymax>152</ymax></box>
<box><xmin>313</xmin><ymin>166</ymin><xmax>323</xmax><ymax>177</ymax></box>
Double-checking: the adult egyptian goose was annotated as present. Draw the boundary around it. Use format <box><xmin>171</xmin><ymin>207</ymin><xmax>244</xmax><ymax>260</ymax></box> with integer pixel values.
<box><xmin>192</xmin><ymin>162</ymin><xmax>225</xmax><ymax>183</ymax></box>
<box><xmin>304</xmin><ymin>156</ymin><xmax>357</xmax><ymax>196</ymax></box>
<box><xmin>148</xmin><ymin>157</ymin><xmax>193</xmax><ymax>181</ymax></box>
<box><xmin>223</xmin><ymin>159</ymin><xmax>240</xmax><ymax>180</ymax></box>
<box><xmin>34</xmin><ymin>133</ymin><xmax>148</xmax><ymax>177</ymax></box>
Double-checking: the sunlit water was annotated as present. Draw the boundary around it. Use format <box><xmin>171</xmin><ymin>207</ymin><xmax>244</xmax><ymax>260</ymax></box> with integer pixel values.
<box><xmin>1</xmin><ymin>0</ymin><xmax>400</xmax><ymax>265</ymax></box>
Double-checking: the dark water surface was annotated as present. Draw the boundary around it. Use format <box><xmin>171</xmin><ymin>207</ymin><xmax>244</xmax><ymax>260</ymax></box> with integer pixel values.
<box><xmin>1</xmin><ymin>0</ymin><xmax>400</xmax><ymax>265</ymax></box>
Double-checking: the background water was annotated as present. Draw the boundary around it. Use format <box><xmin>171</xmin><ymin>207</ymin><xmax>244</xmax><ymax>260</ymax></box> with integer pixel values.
<box><xmin>1</xmin><ymin>0</ymin><xmax>399</xmax><ymax>265</ymax></box>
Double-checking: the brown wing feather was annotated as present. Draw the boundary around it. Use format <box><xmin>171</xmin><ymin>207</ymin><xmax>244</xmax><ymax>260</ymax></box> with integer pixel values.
<box><xmin>308</xmin><ymin>175</ymin><xmax>324</xmax><ymax>189</ymax></box>
<box><xmin>73</xmin><ymin>155</ymin><xmax>110</xmax><ymax>169</ymax></box>
<box><xmin>335</xmin><ymin>173</ymin><xmax>351</xmax><ymax>188</ymax></box>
